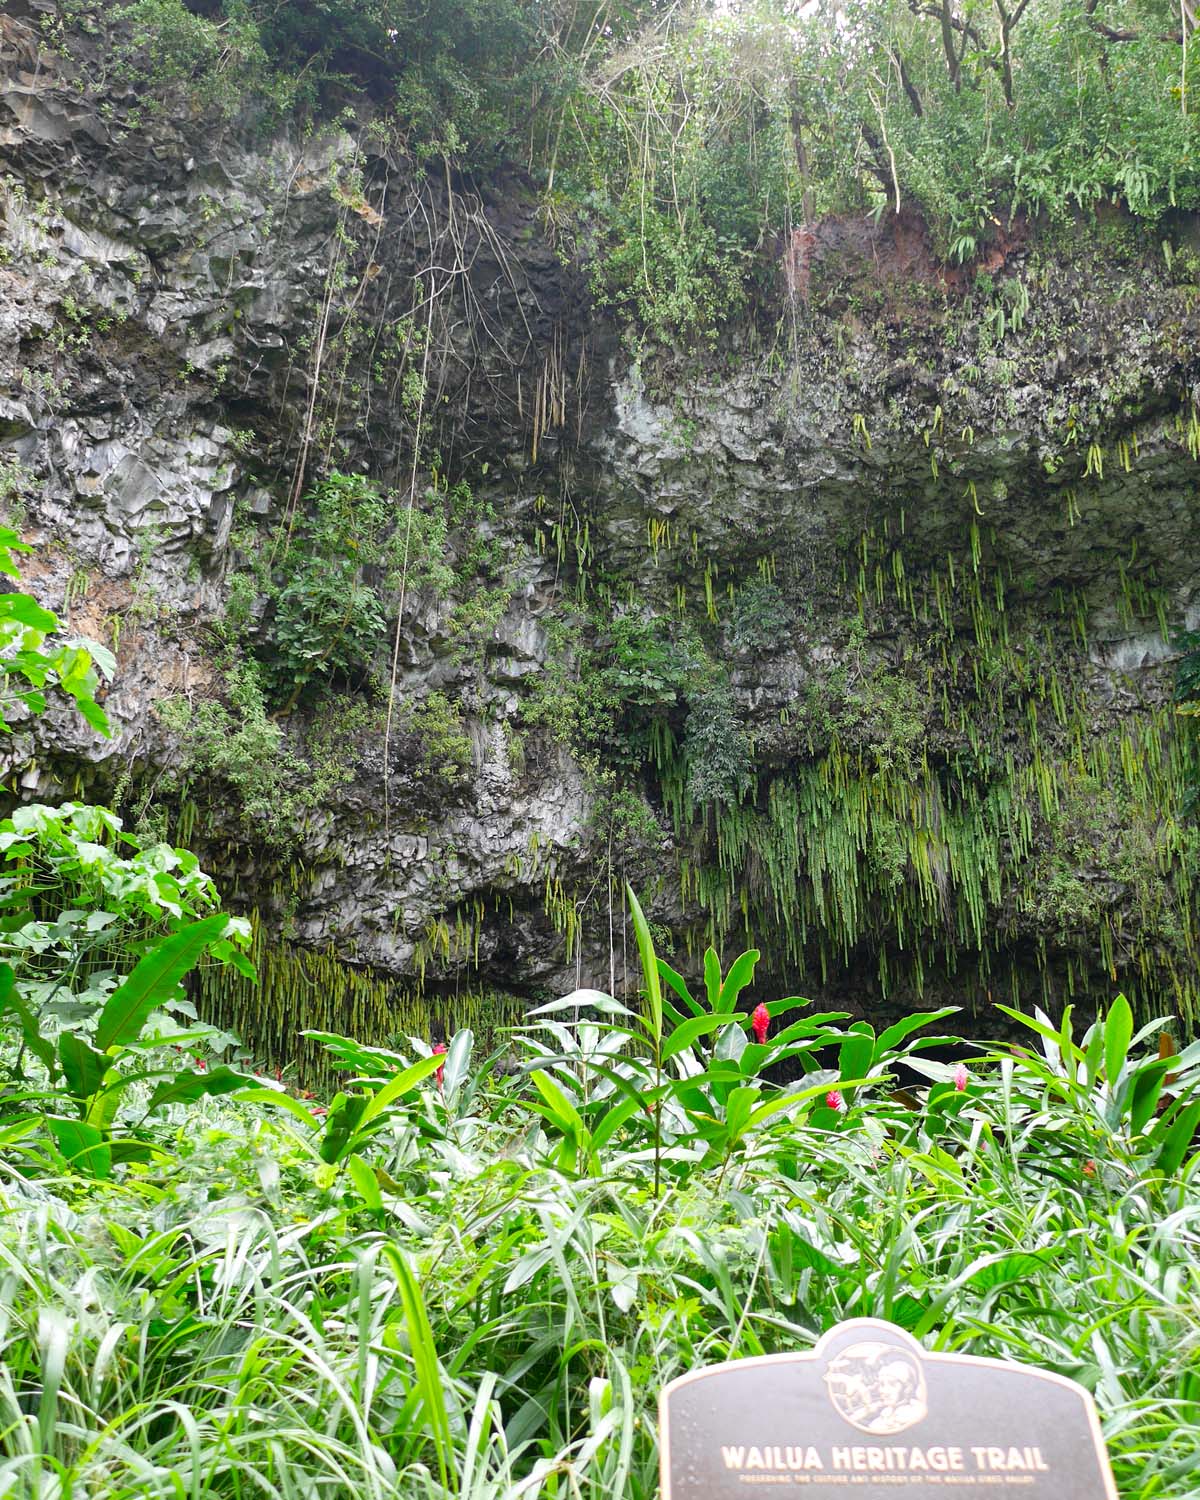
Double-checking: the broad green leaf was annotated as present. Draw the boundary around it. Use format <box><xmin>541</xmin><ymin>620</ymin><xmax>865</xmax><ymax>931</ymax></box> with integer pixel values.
<box><xmin>891</xmin><ymin>1295</ymin><xmax>931</xmax><ymax>1331</ymax></box>
<box><xmin>319</xmin><ymin>1091</ymin><xmax>371</xmax><ymax>1163</ymax></box>
<box><xmin>1084</xmin><ymin>1023</ymin><xmax>1105</xmax><ymax>1088</ymax></box>
<box><xmin>145</xmin><ymin>1066</ymin><xmax>248</xmax><ymax>1114</ymax></box>
<box><xmin>58</xmin><ymin>1033</ymin><xmax>109</xmax><ymax>1102</ymax></box>
<box><xmin>236</xmin><ymin>1087</ymin><xmax>320</xmax><ymax>1130</ymax></box>
<box><xmin>1128</xmin><ymin>1059</ymin><xmax>1170</xmax><ymax>1134</ymax></box>
<box><xmin>724</xmin><ymin>1085</ymin><xmax>760</xmax><ymax>1144</ymax></box>
<box><xmin>0</xmin><ymin>964</ymin><xmax>55</xmax><ymax>1073</ymax></box>
<box><xmin>748</xmin><ymin>1073</ymin><xmax>878</xmax><ymax>1127</ymax></box>
<box><xmin>769</xmin><ymin>1012</ymin><xmax>852</xmax><ymax>1047</ymax></box>
<box><xmin>1173</xmin><ymin>1037</ymin><xmax>1200</xmax><ymax>1070</ymax></box>
<box><xmin>658</xmin><ymin>958</ymin><xmax>704</xmax><ymax>1018</ymax></box>
<box><xmin>209</xmin><ymin>939</ymin><xmax>257</xmax><ymax>979</ymax></box>
<box><xmin>763</xmin><ymin>997</ymin><xmax>815</xmax><ymax>1015</ymax></box>
<box><xmin>662</xmin><ymin>1011</ymin><xmax>740</xmax><ymax>1063</ymax></box>
<box><xmin>1104</xmin><ymin>994</ymin><xmax>1133</xmax><ymax>1084</ymax></box>
<box><xmin>1152</xmin><ymin>1100</ymin><xmax>1200</xmax><ymax>1175</ymax></box>
<box><xmin>962</xmin><ymin>1250</ymin><xmax>1058</xmax><ymax>1290</ymax></box>
<box><xmin>47</xmin><ymin>1117</ymin><xmax>111</xmax><ymax>1179</ymax></box>
<box><xmin>703</xmin><ymin>948</ymin><xmax>721</xmax><ymax>1011</ymax></box>
<box><xmin>0</xmin><ymin>594</ymin><xmax>56</xmax><ymax>631</ymax></box>
<box><xmin>107</xmin><ymin>1139</ymin><xmax>158</xmax><ymax>1165</ymax></box>
<box><xmin>66</xmin><ymin>635</ymin><xmax>116</xmax><ymax>680</ymax></box>
<box><xmin>96</xmin><ymin>914</ymin><xmax>230</xmax><ymax>1050</ymax></box>
<box><xmin>528</xmin><ymin>990</ymin><xmax>628</xmax><ymax>1016</ymax></box>
<box><xmin>838</xmin><ymin>1028</ymin><xmax>875</xmax><ymax>1090</ymax></box>
<box><xmin>626</xmin><ymin>884</ymin><xmax>662</xmax><ymax>1050</ymax></box>
<box><xmin>441</xmin><ymin>1028</ymin><xmax>473</xmax><ymax>1103</ymax></box>
<box><xmin>874</xmin><ymin>1008</ymin><xmax>960</xmax><ymax>1058</ymax></box>
<box><xmin>347</xmin><ymin>1153</ymin><xmax>383</xmax><ymax>1212</ymax></box>
<box><xmin>590</xmin><ymin>1092</ymin><xmax>647</xmax><ymax>1155</ymax></box>
<box><xmin>357</xmin><ymin>1050</ymin><xmax>444</xmax><ymax>1129</ymax></box>
<box><xmin>994</xmin><ymin>1003</ymin><xmax>1083</xmax><ymax>1063</ymax></box>
<box><xmin>775</xmin><ymin>1227</ymin><xmax>846</xmax><ymax>1278</ymax></box>
<box><xmin>717</xmin><ymin>950</ymin><xmax>759</xmax><ymax>1010</ymax></box>
<box><xmin>715</xmin><ymin>1020</ymin><xmax>747</xmax><ymax>1064</ymax></box>
<box><xmin>530</xmin><ymin>1067</ymin><xmax>585</xmax><ymax>1140</ymax></box>
<box><xmin>67</xmin><ymin>693</ymin><xmax>111</xmax><ymax>738</ymax></box>
<box><xmin>303</xmin><ymin>1030</ymin><xmax>408</xmax><ymax>1074</ymax></box>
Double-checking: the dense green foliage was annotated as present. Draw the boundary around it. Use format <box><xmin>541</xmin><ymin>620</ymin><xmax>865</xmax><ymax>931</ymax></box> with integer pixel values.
<box><xmin>0</xmin><ymin>800</ymin><xmax>256</xmax><ymax>1177</ymax></box>
<box><xmin>60</xmin><ymin>0</ymin><xmax>1200</xmax><ymax>338</ymax></box>
<box><xmin>236</xmin><ymin>471</ymin><xmax>400</xmax><ymax>709</ymax></box>
<box><xmin>1</xmin><ymin>853</ymin><xmax>1199</xmax><ymax>1495</ymax></box>
<box><xmin>0</xmin><ymin>526</ymin><xmax>113</xmax><ymax>739</ymax></box>
<box><xmin>153</xmin><ymin>469</ymin><xmax>486</xmax><ymax>844</ymax></box>
<box><xmin>0</xmin><ymin>542</ymin><xmax>1197</xmax><ymax>1498</ymax></box>
<box><xmin>645</xmin><ymin>543</ymin><xmax>1200</xmax><ymax>1024</ymax></box>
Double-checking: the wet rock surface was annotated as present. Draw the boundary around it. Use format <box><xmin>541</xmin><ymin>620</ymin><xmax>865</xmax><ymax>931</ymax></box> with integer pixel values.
<box><xmin>1</xmin><ymin>33</ymin><xmax>1197</xmax><ymax>1030</ymax></box>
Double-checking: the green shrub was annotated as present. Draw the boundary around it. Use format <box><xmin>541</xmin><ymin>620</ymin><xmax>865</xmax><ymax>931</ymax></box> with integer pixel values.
<box><xmin>729</xmin><ymin>579</ymin><xmax>791</xmax><ymax>655</ymax></box>
<box><xmin>269</xmin><ymin>567</ymin><xmax>386</xmax><ymax>703</ymax></box>
<box><xmin>67</xmin><ymin>0</ymin><xmax>543</xmax><ymax>146</ymax></box>
<box><xmin>403</xmin><ymin>690</ymin><xmax>472</xmax><ymax>788</ymax></box>
<box><xmin>107</xmin><ymin>0</ymin><xmax>281</xmax><ymax>120</ymax></box>
<box><xmin>157</xmin><ymin>661</ymin><xmax>299</xmax><ymax>828</ymax></box>
<box><xmin>0</xmin><ymin>525</ymin><xmax>113</xmax><ymax>737</ymax></box>
<box><xmin>156</xmin><ymin>661</ymin><xmax>377</xmax><ymax>846</ymax></box>
<box><xmin>684</xmin><ymin>682</ymin><xmax>754</xmax><ymax>808</ymax></box>
<box><xmin>235</xmin><ymin>473</ymin><xmax>402</xmax><ymax>708</ymax></box>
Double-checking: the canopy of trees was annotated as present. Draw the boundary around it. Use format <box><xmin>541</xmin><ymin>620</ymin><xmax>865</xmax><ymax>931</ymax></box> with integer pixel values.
<box><xmin>67</xmin><ymin>0</ymin><xmax>1200</xmax><ymax>329</ymax></box>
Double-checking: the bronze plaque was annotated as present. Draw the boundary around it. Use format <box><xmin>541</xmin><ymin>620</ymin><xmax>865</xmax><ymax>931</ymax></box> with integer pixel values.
<box><xmin>660</xmin><ymin>1319</ymin><xmax>1118</xmax><ymax>1498</ymax></box>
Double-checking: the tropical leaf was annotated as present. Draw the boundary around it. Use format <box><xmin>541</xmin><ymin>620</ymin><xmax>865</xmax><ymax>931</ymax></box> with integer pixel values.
<box><xmin>96</xmin><ymin>915</ymin><xmax>230</xmax><ymax>1051</ymax></box>
<box><xmin>145</xmin><ymin>1066</ymin><xmax>249</xmax><ymax>1114</ymax></box>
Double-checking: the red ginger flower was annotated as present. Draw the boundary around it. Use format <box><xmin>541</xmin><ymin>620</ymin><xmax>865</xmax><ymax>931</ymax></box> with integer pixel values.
<box><xmin>432</xmin><ymin>1042</ymin><xmax>447</xmax><ymax>1087</ymax></box>
<box><xmin>954</xmin><ymin>1062</ymin><xmax>969</xmax><ymax>1092</ymax></box>
<box><xmin>751</xmin><ymin>1003</ymin><xmax>770</xmax><ymax>1045</ymax></box>
<box><xmin>825</xmin><ymin>1089</ymin><xmax>845</xmax><ymax>1113</ymax></box>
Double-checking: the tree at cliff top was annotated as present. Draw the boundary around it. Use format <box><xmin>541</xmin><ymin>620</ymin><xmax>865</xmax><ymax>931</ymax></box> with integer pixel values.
<box><xmin>62</xmin><ymin>0</ymin><xmax>1200</xmax><ymax>339</ymax></box>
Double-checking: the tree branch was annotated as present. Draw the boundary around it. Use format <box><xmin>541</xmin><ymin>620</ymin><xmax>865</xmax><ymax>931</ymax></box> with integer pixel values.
<box><xmin>1088</xmin><ymin>17</ymin><xmax>1183</xmax><ymax>42</ymax></box>
<box><xmin>888</xmin><ymin>45</ymin><xmax>925</xmax><ymax>116</ymax></box>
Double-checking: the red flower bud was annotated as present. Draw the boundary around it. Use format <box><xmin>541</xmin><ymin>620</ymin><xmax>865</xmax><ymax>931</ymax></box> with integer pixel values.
<box><xmin>954</xmin><ymin>1062</ymin><xmax>968</xmax><ymax>1091</ymax></box>
<box><xmin>751</xmin><ymin>1003</ymin><xmax>770</xmax><ymax>1045</ymax></box>
<box><xmin>432</xmin><ymin>1041</ymin><xmax>448</xmax><ymax>1087</ymax></box>
<box><xmin>825</xmin><ymin>1089</ymin><xmax>845</xmax><ymax>1113</ymax></box>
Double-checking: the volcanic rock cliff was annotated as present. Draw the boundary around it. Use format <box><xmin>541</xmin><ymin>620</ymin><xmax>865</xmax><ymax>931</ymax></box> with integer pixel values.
<box><xmin>2</xmin><ymin>11</ymin><xmax>1198</xmax><ymax>1056</ymax></box>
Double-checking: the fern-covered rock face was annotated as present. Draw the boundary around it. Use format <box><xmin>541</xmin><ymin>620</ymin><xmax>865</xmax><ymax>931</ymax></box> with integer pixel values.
<box><xmin>0</xmin><ymin>17</ymin><xmax>1198</xmax><ymax>1050</ymax></box>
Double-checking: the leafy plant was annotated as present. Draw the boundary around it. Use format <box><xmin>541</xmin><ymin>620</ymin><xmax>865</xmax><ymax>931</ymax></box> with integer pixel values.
<box><xmin>0</xmin><ymin>886</ymin><xmax>1196</xmax><ymax>1497</ymax></box>
<box><xmin>0</xmin><ymin>799</ymin><xmax>254</xmax><ymax>1177</ymax></box>
<box><xmin>682</xmin><ymin>682</ymin><xmax>753</xmax><ymax>809</ymax></box>
<box><xmin>38</xmin><ymin>914</ymin><xmax>251</xmax><ymax>1178</ymax></box>
<box><xmin>0</xmin><ymin>526</ymin><xmax>113</xmax><ymax>736</ymax></box>
<box><xmin>729</xmin><ymin>579</ymin><xmax>791</xmax><ymax>655</ymax></box>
